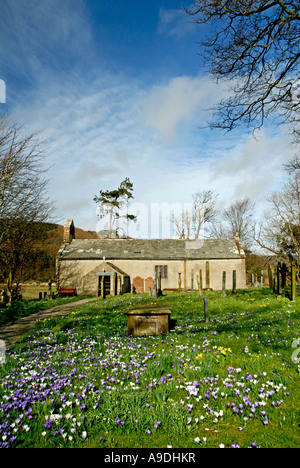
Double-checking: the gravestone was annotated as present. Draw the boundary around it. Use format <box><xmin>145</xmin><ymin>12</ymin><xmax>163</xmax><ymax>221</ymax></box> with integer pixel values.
<box><xmin>204</xmin><ymin>296</ymin><xmax>209</xmax><ymax>323</ymax></box>
<box><xmin>259</xmin><ymin>270</ymin><xmax>264</xmax><ymax>287</ymax></box>
<box><xmin>206</xmin><ymin>261</ymin><xmax>210</xmax><ymax>290</ymax></box>
<box><xmin>126</xmin><ymin>305</ymin><xmax>172</xmax><ymax>337</ymax></box>
<box><xmin>197</xmin><ymin>270</ymin><xmax>203</xmax><ymax>296</ymax></box>
<box><xmin>232</xmin><ymin>270</ymin><xmax>237</xmax><ymax>294</ymax></box>
<box><xmin>178</xmin><ymin>273</ymin><xmax>182</xmax><ymax>292</ymax></box>
<box><xmin>199</xmin><ymin>270</ymin><xmax>203</xmax><ymax>296</ymax></box>
<box><xmin>221</xmin><ymin>271</ymin><xmax>227</xmax><ymax>297</ymax></box>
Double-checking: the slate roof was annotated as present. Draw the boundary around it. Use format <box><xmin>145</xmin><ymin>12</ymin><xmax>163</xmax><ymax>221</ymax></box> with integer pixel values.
<box><xmin>58</xmin><ymin>238</ymin><xmax>245</xmax><ymax>260</ymax></box>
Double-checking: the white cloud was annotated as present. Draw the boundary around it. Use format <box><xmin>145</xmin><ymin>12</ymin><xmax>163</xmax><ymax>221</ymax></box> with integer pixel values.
<box><xmin>0</xmin><ymin>0</ymin><xmax>93</xmax><ymax>87</ymax></box>
<box><xmin>9</xmin><ymin>68</ymin><xmax>291</xmax><ymax>235</ymax></box>
<box><xmin>157</xmin><ymin>7</ymin><xmax>197</xmax><ymax>38</ymax></box>
<box><xmin>142</xmin><ymin>75</ymin><xmax>223</xmax><ymax>142</ymax></box>
<box><xmin>2</xmin><ymin>0</ymin><xmax>291</xmax><ymax>235</ymax></box>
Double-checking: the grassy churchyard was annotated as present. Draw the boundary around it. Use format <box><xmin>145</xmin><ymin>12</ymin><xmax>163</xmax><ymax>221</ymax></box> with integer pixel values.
<box><xmin>0</xmin><ymin>288</ymin><xmax>299</xmax><ymax>448</ymax></box>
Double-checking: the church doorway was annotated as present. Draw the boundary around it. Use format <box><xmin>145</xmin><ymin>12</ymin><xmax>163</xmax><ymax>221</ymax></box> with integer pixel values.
<box><xmin>98</xmin><ymin>275</ymin><xmax>111</xmax><ymax>297</ymax></box>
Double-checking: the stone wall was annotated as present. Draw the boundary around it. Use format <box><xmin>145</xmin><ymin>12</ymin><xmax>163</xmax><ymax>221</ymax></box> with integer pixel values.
<box><xmin>57</xmin><ymin>257</ymin><xmax>246</xmax><ymax>295</ymax></box>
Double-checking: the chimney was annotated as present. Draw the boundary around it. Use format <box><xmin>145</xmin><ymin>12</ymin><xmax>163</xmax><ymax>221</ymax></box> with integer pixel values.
<box><xmin>63</xmin><ymin>219</ymin><xmax>75</xmax><ymax>244</ymax></box>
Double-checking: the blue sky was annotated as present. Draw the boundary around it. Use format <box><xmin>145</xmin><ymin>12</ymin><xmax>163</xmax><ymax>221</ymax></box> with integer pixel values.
<box><xmin>0</xmin><ymin>0</ymin><xmax>293</xmax><ymax>237</ymax></box>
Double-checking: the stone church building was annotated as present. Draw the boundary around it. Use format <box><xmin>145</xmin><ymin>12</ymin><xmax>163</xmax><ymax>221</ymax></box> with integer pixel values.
<box><xmin>56</xmin><ymin>219</ymin><xmax>247</xmax><ymax>296</ymax></box>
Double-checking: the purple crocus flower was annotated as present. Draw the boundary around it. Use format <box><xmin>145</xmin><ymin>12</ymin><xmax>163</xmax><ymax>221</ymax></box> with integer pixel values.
<box><xmin>44</xmin><ymin>420</ymin><xmax>52</xmax><ymax>430</ymax></box>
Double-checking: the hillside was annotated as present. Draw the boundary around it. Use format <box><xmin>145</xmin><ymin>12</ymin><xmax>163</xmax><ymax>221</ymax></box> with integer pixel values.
<box><xmin>29</xmin><ymin>223</ymin><xmax>98</xmax><ymax>282</ymax></box>
<box><xmin>41</xmin><ymin>224</ymin><xmax>98</xmax><ymax>253</ymax></box>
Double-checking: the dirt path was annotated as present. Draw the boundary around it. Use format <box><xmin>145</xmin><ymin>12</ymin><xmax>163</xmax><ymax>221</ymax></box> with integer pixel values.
<box><xmin>0</xmin><ymin>297</ymin><xmax>100</xmax><ymax>349</ymax></box>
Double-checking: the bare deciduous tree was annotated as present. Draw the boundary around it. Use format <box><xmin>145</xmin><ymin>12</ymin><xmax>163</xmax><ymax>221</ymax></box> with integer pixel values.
<box><xmin>193</xmin><ymin>190</ymin><xmax>218</xmax><ymax>238</ymax></box>
<box><xmin>254</xmin><ymin>171</ymin><xmax>300</xmax><ymax>265</ymax></box>
<box><xmin>172</xmin><ymin>190</ymin><xmax>218</xmax><ymax>239</ymax></box>
<box><xmin>0</xmin><ymin>114</ymin><xmax>53</xmax><ymax>300</ymax></box>
<box><xmin>284</xmin><ymin>155</ymin><xmax>300</xmax><ymax>173</ymax></box>
<box><xmin>185</xmin><ymin>1</ymin><xmax>300</xmax><ymax>145</ymax></box>
<box><xmin>211</xmin><ymin>197</ymin><xmax>255</xmax><ymax>249</ymax></box>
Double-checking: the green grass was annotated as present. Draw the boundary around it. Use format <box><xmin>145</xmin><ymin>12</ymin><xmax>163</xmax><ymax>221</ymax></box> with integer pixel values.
<box><xmin>0</xmin><ymin>288</ymin><xmax>299</xmax><ymax>448</ymax></box>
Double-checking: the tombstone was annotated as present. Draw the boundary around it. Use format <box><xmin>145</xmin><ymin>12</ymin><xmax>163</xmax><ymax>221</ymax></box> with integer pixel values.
<box><xmin>148</xmin><ymin>287</ymin><xmax>152</xmax><ymax>297</ymax></box>
<box><xmin>191</xmin><ymin>270</ymin><xmax>194</xmax><ymax>292</ymax></box>
<box><xmin>232</xmin><ymin>270</ymin><xmax>237</xmax><ymax>294</ymax></box>
<box><xmin>199</xmin><ymin>270</ymin><xmax>203</xmax><ymax>296</ymax></box>
<box><xmin>291</xmin><ymin>261</ymin><xmax>296</xmax><ymax>301</ymax></box>
<box><xmin>126</xmin><ymin>305</ymin><xmax>172</xmax><ymax>337</ymax></box>
<box><xmin>197</xmin><ymin>271</ymin><xmax>203</xmax><ymax>297</ymax></box>
<box><xmin>259</xmin><ymin>270</ymin><xmax>264</xmax><ymax>287</ymax></box>
<box><xmin>178</xmin><ymin>273</ymin><xmax>182</xmax><ymax>292</ymax></box>
<box><xmin>206</xmin><ymin>261</ymin><xmax>210</xmax><ymax>290</ymax></box>
<box><xmin>204</xmin><ymin>296</ymin><xmax>209</xmax><ymax>323</ymax></box>
<box><xmin>221</xmin><ymin>271</ymin><xmax>227</xmax><ymax>297</ymax></box>
<box><xmin>251</xmin><ymin>273</ymin><xmax>255</xmax><ymax>287</ymax></box>
<box><xmin>254</xmin><ymin>274</ymin><xmax>260</xmax><ymax>288</ymax></box>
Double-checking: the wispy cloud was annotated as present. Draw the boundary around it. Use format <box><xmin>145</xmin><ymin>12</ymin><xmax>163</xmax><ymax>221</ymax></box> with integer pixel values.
<box><xmin>1</xmin><ymin>1</ymin><xmax>291</xmax><ymax>235</ymax></box>
<box><xmin>157</xmin><ymin>7</ymin><xmax>197</xmax><ymax>38</ymax></box>
<box><xmin>0</xmin><ymin>0</ymin><xmax>94</xmax><ymax>95</ymax></box>
<box><xmin>142</xmin><ymin>75</ymin><xmax>224</xmax><ymax>143</ymax></box>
